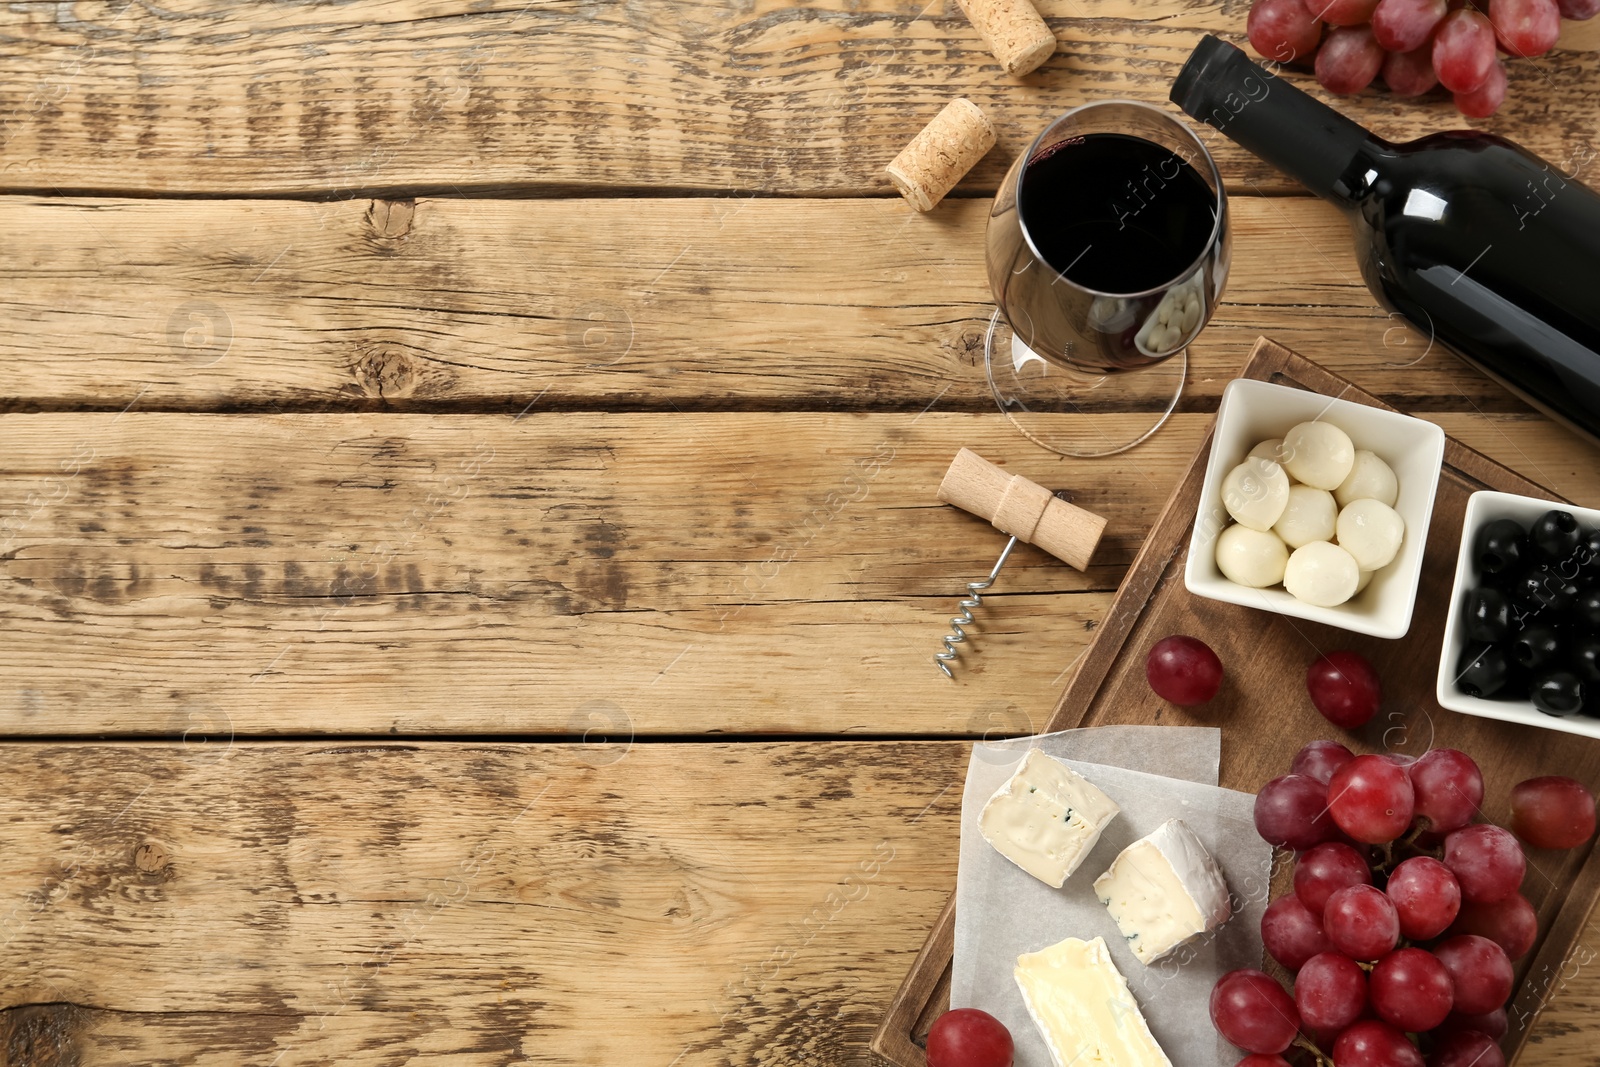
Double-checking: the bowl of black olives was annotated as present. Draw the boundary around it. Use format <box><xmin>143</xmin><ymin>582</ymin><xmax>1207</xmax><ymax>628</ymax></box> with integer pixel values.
<box><xmin>1436</xmin><ymin>491</ymin><xmax>1600</xmax><ymax>736</ymax></box>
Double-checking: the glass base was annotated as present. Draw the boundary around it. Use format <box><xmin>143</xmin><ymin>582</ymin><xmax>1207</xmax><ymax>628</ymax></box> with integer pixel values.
<box><xmin>984</xmin><ymin>310</ymin><xmax>1187</xmax><ymax>458</ymax></box>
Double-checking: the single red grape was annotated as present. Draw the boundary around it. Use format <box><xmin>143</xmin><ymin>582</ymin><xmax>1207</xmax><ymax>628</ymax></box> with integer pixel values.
<box><xmin>1373</xmin><ymin>0</ymin><xmax>1450</xmax><ymax>51</ymax></box>
<box><xmin>1306</xmin><ymin>651</ymin><xmax>1382</xmax><ymax>728</ymax></box>
<box><xmin>1236</xmin><ymin>1058</ymin><xmax>1292</xmax><ymax>1067</ymax></box>
<box><xmin>1511</xmin><ymin>775</ymin><xmax>1597</xmax><ymax>849</ymax></box>
<box><xmin>1328</xmin><ymin>754</ymin><xmax>1416</xmax><ymax>844</ymax></box>
<box><xmin>1444</xmin><ymin>824</ymin><xmax>1526</xmax><ymax>903</ymax></box>
<box><xmin>1305</xmin><ymin>0</ymin><xmax>1382</xmax><ymax>23</ymax></box>
<box><xmin>1433</xmin><ymin>8</ymin><xmax>1498</xmax><ymax>93</ymax></box>
<box><xmin>1383</xmin><ymin>42</ymin><xmax>1441</xmax><ymax>97</ymax></box>
<box><xmin>1489</xmin><ymin>0</ymin><xmax>1562</xmax><ymax>57</ymax></box>
<box><xmin>1387</xmin><ymin>856</ymin><xmax>1462</xmax><ymax>939</ymax></box>
<box><xmin>1295</xmin><ymin>841</ymin><xmax>1373</xmax><ymax>914</ymax></box>
<box><xmin>1440</xmin><ymin>1006</ymin><xmax>1509</xmax><ymax>1039</ymax></box>
<box><xmin>1370</xmin><ymin>947</ymin><xmax>1455</xmax><ymax>1032</ymax></box>
<box><xmin>1428</xmin><ymin>1030</ymin><xmax>1506</xmax><ymax>1067</ymax></box>
<box><xmin>1249</xmin><ymin>0</ymin><xmax>1326</xmax><ymax>64</ymax></box>
<box><xmin>1434</xmin><ymin>934</ymin><xmax>1514</xmax><ymax>1015</ymax></box>
<box><xmin>1449</xmin><ymin>893</ymin><xmax>1538</xmax><ymax>959</ymax></box>
<box><xmin>1558</xmin><ymin>0</ymin><xmax>1600</xmax><ymax>17</ymax></box>
<box><xmin>1291</xmin><ymin>740</ymin><xmax>1356</xmax><ymax>785</ymax></box>
<box><xmin>1454</xmin><ymin>57</ymin><xmax>1508</xmax><ymax>117</ymax></box>
<box><xmin>1210</xmin><ymin>970</ymin><xmax>1300</xmax><ymax>1055</ymax></box>
<box><xmin>1409</xmin><ymin>748</ymin><xmax>1485</xmax><ymax>834</ymax></box>
<box><xmin>1316</xmin><ymin>24</ymin><xmax>1386</xmax><ymax>94</ymax></box>
<box><xmin>1332</xmin><ymin>1020</ymin><xmax>1424</xmax><ymax>1067</ymax></box>
<box><xmin>1146</xmin><ymin>635</ymin><xmax>1224</xmax><ymax>706</ymax></box>
<box><xmin>1295</xmin><ymin>950</ymin><xmax>1367</xmax><ymax>1035</ymax></box>
<box><xmin>1324</xmin><ymin>883</ymin><xmax>1401</xmax><ymax>960</ymax></box>
<box><xmin>926</xmin><ymin>1008</ymin><xmax>1014</xmax><ymax>1067</ymax></box>
<box><xmin>1262</xmin><ymin>894</ymin><xmax>1333</xmax><ymax>970</ymax></box>
<box><xmin>1255</xmin><ymin>773</ymin><xmax>1339</xmax><ymax>850</ymax></box>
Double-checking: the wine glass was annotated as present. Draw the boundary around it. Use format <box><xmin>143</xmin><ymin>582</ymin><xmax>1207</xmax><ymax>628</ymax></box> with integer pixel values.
<box><xmin>985</xmin><ymin>100</ymin><xmax>1231</xmax><ymax>457</ymax></box>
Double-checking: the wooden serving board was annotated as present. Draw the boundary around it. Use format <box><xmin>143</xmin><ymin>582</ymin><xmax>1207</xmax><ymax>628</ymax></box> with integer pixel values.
<box><xmin>872</xmin><ymin>337</ymin><xmax>1600</xmax><ymax>1066</ymax></box>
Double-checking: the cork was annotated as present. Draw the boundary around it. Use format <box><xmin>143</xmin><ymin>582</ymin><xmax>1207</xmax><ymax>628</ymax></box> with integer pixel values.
<box><xmin>937</xmin><ymin>448</ymin><xmax>1107</xmax><ymax>571</ymax></box>
<box><xmin>885</xmin><ymin>98</ymin><xmax>996</xmax><ymax>212</ymax></box>
<box><xmin>955</xmin><ymin>0</ymin><xmax>1057</xmax><ymax>77</ymax></box>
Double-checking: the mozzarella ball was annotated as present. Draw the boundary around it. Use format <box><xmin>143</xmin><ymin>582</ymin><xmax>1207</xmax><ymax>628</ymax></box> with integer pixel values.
<box><xmin>1248</xmin><ymin>438</ymin><xmax>1288</xmax><ymax>465</ymax></box>
<box><xmin>1273</xmin><ymin>485</ymin><xmax>1338</xmax><ymax>549</ymax></box>
<box><xmin>1282</xmin><ymin>421</ymin><xmax>1356</xmax><ymax>490</ymax></box>
<box><xmin>1337</xmin><ymin>499</ymin><xmax>1405</xmax><ymax>571</ymax></box>
<box><xmin>1284</xmin><ymin>541</ymin><xmax>1361</xmax><ymax>607</ymax></box>
<box><xmin>1215</xmin><ymin>524</ymin><xmax>1290</xmax><ymax>588</ymax></box>
<box><xmin>1221</xmin><ymin>457</ymin><xmax>1290</xmax><ymax>531</ymax></box>
<box><xmin>1334</xmin><ymin>450</ymin><xmax>1399</xmax><ymax>509</ymax></box>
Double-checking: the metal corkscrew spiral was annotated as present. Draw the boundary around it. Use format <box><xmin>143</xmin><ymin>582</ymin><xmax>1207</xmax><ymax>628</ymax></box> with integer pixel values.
<box><xmin>934</xmin><ymin>536</ymin><xmax>1019</xmax><ymax>680</ymax></box>
<box><xmin>930</xmin><ymin>449</ymin><xmax>1107</xmax><ymax>681</ymax></box>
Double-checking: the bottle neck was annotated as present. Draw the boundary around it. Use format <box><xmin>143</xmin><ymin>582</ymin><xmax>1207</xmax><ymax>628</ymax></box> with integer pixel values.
<box><xmin>1170</xmin><ymin>36</ymin><xmax>1379</xmax><ymax>208</ymax></box>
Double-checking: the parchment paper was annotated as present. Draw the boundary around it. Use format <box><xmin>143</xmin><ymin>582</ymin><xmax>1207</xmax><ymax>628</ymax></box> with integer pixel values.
<box><xmin>951</xmin><ymin>727</ymin><xmax>1272</xmax><ymax>1067</ymax></box>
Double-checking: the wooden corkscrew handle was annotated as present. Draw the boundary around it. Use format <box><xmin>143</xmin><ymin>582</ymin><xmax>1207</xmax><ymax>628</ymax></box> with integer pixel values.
<box><xmin>936</xmin><ymin>448</ymin><xmax>1108</xmax><ymax>571</ymax></box>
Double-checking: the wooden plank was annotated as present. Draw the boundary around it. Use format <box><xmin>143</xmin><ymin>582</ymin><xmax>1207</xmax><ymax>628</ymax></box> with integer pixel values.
<box><xmin>877</xmin><ymin>339</ymin><xmax>1600</xmax><ymax>1064</ymax></box>
<box><xmin>0</xmin><ymin>740</ymin><xmax>967</xmax><ymax>1064</ymax></box>
<box><xmin>0</xmin><ymin>408</ymin><xmax>1593</xmax><ymax>738</ymax></box>
<box><xmin>1</xmin><ymin>2</ymin><xmax>1596</xmax><ymax>197</ymax></box>
<box><xmin>0</xmin><ymin>194</ymin><xmax>1546</xmax><ymax>414</ymax></box>
<box><xmin>0</xmin><ymin>737</ymin><xmax>1587</xmax><ymax>1064</ymax></box>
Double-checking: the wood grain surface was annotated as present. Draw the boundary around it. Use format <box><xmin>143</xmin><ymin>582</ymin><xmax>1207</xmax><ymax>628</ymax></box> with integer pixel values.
<box><xmin>0</xmin><ymin>739</ymin><xmax>1585</xmax><ymax>1066</ymax></box>
<box><xmin>0</xmin><ymin>409</ymin><xmax>1587</xmax><ymax>737</ymax></box>
<box><xmin>1</xmin><ymin>2</ymin><xmax>1597</xmax><ymax>198</ymax></box>
<box><xmin>7</xmin><ymin>0</ymin><xmax>1600</xmax><ymax>1062</ymax></box>
<box><xmin>0</xmin><ymin>194</ymin><xmax>1522</xmax><ymax>414</ymax></box>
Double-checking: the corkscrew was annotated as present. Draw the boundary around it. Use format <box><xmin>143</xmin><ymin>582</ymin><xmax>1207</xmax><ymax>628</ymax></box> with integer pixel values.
<box><xmin>931</xmin><ymin>449</ymin><xmax>1109</xmax><ymax>680</ymax></box>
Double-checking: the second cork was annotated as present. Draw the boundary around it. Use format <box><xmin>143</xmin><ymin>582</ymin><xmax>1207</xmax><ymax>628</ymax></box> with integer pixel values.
<box><xmin>957</xmin><ymin>0</ymin><xmax>1057</xmax><ymax>78</ymax></box>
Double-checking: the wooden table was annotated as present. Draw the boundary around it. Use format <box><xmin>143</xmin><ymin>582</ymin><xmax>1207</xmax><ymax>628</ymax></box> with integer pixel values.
<box><xmin>1</xmin><ymin>2</ymin><xmax>1598</xmax><ymax>1062</ymax></box>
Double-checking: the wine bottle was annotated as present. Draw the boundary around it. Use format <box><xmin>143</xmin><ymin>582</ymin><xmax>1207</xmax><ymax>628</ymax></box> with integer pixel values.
<box><xmin>1170</xmin><ymin>35</ymin><xmax>1600</xmax><ymax>442</ymax></box>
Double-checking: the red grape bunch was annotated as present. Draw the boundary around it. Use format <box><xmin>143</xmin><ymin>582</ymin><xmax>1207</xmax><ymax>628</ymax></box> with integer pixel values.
<box><xmin>1216</xmin><ymin>737</ymin><xmax>1599</xmax><ymax>1063</ymax></box>
<box><xmin>1246</xmin><ymin>0</ymin><xmax>1597</xmax><ymax>118</ymax></box>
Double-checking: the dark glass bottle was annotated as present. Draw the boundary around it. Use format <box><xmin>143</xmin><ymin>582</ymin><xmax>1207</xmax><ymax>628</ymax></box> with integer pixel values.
<box><xmin>1171</xmin><ymin>35</ymin><xmax>1600</xmax><ymax>441</ymax></box>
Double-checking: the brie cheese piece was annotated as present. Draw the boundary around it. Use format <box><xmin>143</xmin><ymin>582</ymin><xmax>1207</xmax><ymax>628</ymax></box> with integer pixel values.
<box><xmin>978</xmin><ymin>749</ymin><xmax>1120</xmax><ymax>888</ymax></box>
<box><xmin>1093</xmin><ymin>818</ymin><xmax>1232</xmax><ymax>965</ymax></box>
<box><xmin>1014</xmin><ymin>935</ymin><xmax>1173</xmax><ymax>1067</ymax></box>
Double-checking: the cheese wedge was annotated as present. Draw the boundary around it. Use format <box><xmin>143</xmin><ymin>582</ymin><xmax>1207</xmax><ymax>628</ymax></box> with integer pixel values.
<box><xmin>978</xmin><ymin>749</ymin><xmax>1120</xmax><ymax>888</ymax></box>
<box><xmin>1093</xmin><ymin>817</ymin><xmax>1232</xmax><ymax>965</ymax></box>
<box><xmin>1013</xmin><ymin>935</ymin><xmax>1173</xmax><ymax>1067</ymax></box>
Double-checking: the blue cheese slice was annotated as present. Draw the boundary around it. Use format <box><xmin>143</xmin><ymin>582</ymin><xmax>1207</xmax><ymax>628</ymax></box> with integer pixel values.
<box><xmin>1093</xmin><ymin>817</ymin><xmax>1232</xmax><ymax>965</ymax></box>
<box><xmin>1014</xmin><ymin>935</ymin><xmax>1173</xmax><ymax>1067</ymax></box>
<box><xmin>978</xmin><ymin>749</ymin><xmax>1120</xmax><ymax>888</ymax></box>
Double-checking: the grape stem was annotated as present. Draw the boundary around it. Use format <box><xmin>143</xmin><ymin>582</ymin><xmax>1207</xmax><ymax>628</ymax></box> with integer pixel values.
<box><xmin>1293</xmin><ymin>1035</ymin><xmax>1334</xmax><ymax>1067</ymax></box>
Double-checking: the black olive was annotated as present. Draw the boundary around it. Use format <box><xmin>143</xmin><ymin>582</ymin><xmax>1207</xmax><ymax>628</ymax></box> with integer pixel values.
<box><xmin>1473</xmin><ymin>518</ymin><xmax>1529</xmax><ymax>578</ymax></box>
<box><xmin>1511</xmin><ymin>567</ymin><xmax>1579</xmax><ymax>616</ymax></box>
<box><xmin>1574</xmin><ymin>587</ymin><xmax>1600</xmax><ymax>630</ymax></box>
<box><xmin>1531</xmin><ymin>669</ymin><xmax>1586</xmax><ymax>717</ymax></box>
<box><xmin>1572</xmin><ymin>529</ymin><xmax>1600</xmax><ymax>578</ymax></box>
<box><xmin>1457</xmin><ymin>643</ymin><xmax>1513</xmax><ymax>699</ymax></box>
<box><xmin>1512</xmin><ymin>624</ymin><xmax>1565</xmax><ymax>670</ymax></box>
<box><xmin>1574</xmin><ymin>636</ymin><xmax>1600</xmax><ymax>683</ymax></box>
<box><xmin>1463</xmin><ymin>587</ymin><xmax>1514</xmax><ymax>644</ymax></box>
<box><xmin>1531</xmin><ymin>510</ymin><xmax>1582</xmax><ymax>562</ymax></box>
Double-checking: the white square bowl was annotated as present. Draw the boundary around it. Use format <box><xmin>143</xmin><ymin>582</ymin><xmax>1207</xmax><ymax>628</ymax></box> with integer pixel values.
<box><xmin>1436</xmin><ymin>491</ymin><xmax>1600</xmax><ymax>738</ymax></box>
<box><xmin>1184</xmin><ymin>378</ymin><xmax>1445</xmax><ymax>639</ymax></box>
